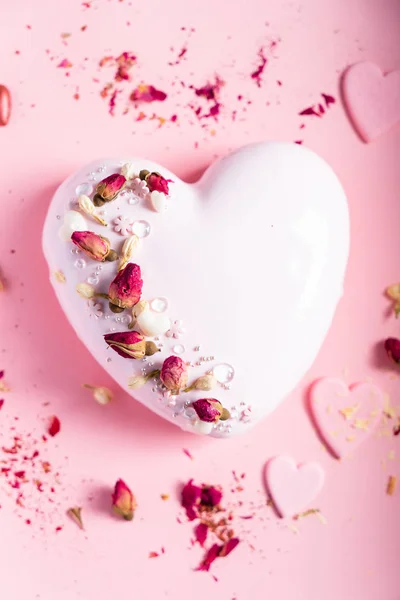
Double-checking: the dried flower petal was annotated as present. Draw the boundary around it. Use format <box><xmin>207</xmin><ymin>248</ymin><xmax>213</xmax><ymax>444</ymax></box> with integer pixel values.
<box><xmin>0</xmin><ymin>399</ymin><xmax>4</xmax><ymax>410</ymax></box>
<box><xmin>197</xmin><ymin>543</ymin><xmax>220</xmax><ymax>571</ymax></box>
<box><xmin>130</xmin><ymin>84</ymin><xmax>167</xmax><ymax>104</ymax></box>
<box><xmin>119</xmin><ymin>235</ymin><xmax>140</xmax><ymax>271</ymax></box>
<box><xmin>112</xmin><ymin>478</ymin><xmax>136</xmax><ymax>520</ymax></box>
<box><xmin>219</xmin><ymin>537</ymin><xmax>239</xmax><ymax>557</ymax></box>
<box><xmin>78</xmin><ymin>194</ymin><xmax>107</xmax><ymax>226</ymax></box>
<box><xmin>48</xmin><ymin>416</ymin><xmax>61</xmax><ymax>437</ymax></box>
<box><xmin>149</xmin><ymin>551</ymin><xmax>159</xmax><ymax>558</ymax></box>
<box><xmin>160</xmin><ymin>356</ymin><xmax>188</xmax><ymax>392</ymax></box>
<box><xmin>194</xmin><ymin>522</ymin><xmax>208</xmax><ymax>547</ymax></box>
<box><xmin>76</xmin><ymin>282</ymin><xmax>95</xmax><ymax>299</ymax></box>
<box><xmin>67</xmin><ymin>506</ymin><xmax>84</xmax><ymax>530</ymax></box>
<box><xmin>83</xmin><ymin>384</ymin><xmax>113</xmax><ymax>405</ymax></box>
<box><xmin>385</xmin><ymin>338</ymin><xmax>400</xmax><ymax>364</ymax></box>
<box><xmin>108</xmin><ymin>263</ymin><xmax>143</xmax><ymax>312</ymax></box>
<box><xmin>181</xmin><ymin>479</ymin><xmax>202</xmax><ymax>521</ymax></box>
<box><xmin>201</xmin><ymin>485</ymin><xmax>222</xmax><ymax>507</ymax></box>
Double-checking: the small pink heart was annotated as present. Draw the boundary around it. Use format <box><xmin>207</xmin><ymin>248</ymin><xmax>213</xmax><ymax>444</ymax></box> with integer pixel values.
<box><xmin>265</xmin><ymin>456</ymin><xmax>325</xmax><ymax>518</ymax></box>
<box><xmin>310</xmin><ymin>378</ymin><xmax>383</xmax><ymax>459</ymax></box>
<box><xmin>342</xmin><ymin>61</ymin><xmax>400</xmax><ymax>142</ymax></box>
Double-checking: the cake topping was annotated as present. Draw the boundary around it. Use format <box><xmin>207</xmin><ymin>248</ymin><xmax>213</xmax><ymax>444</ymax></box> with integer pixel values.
<box><xmin>108</xmin><ymin>263</ymin><xmax>143</xmax><ymax>312</ymax></box>
<box><xmin>160</xmin><ymin>356</ymin><xmax>188</xmax><ymax>393</ymax></box>
<box><xmin>93</xmin><ymin>173</ymin><xmax>126</xmax><ymax>206</ymax></box>
<box><xmin>71</xmin><ymin>230</ymin><xmax>118</xmax><ymax>262</ymax></box>
<box><xmin>104</xmin><ymin>330</ymin><xmax>160</xmax><ymax>359</ymax></box>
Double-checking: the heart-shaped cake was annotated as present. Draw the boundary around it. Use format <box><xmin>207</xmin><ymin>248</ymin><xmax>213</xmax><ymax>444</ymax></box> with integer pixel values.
<box><xmin>42</xmin><ymin>142</ymin><xmax>349</xmax><ymax>437</ymax></box>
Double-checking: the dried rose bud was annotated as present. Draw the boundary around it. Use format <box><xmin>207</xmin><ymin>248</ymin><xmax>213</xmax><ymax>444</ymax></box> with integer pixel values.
<box><xmin>112</xmin><ymin>478</ymin><xmax>136</xmax><ymax>521</ymax></box>
<box><xmin>139</xmin><ymin>170</ymin><xmax>171</xmax><ymax>195</ymax></box>
<box><xmin>160</xmin><ymin>356</ymin><xmax>188</xmax><ymax>392</ymax></box>
<box><xmin>119</xmin><ymin>234</ymin><xmax>139</xmax><ymax>271</ymax></box>
<box><xmin>93</xmin><ymin>173</ymin><xmax>126</xmax><ymax>206</ymax></box>
<box><xmin>385</xmin><ymin>338</ymin><xmax>400</xmax><ymax>364</ymax></box>
<box><xmin>104</xmin><ymin>330</ymin><xmax>159</xmax><ymax>359</ymax></box>
<box><xmin>184</xmin><ymin>374</ymin><xmax>217</xmax><ymax>393</ymax></box>
<box><xmin>78</xmin><ymin>194</ymin><xmax>107</xmax><ymax>226</ymax></box>
<box><xmin>128</xmin><ymin>369</ymin><xmax>160</xmax><ymax>389</ymax></box>
<box><xmin>71</xmin><ymin>231</ymin><xmax>117</xmax><ymax>262</ymax></box>
<box><xmin>192</xmin><ymin>398</ymin><xmax>230</xmax><ymax>423</ymax></box>
<box><xmin>83</xmin><ymin>384</ymin><xmax>113</xmax><ymax>405</ymax></box>
<box><xmin>108</xmin><ymin>263</ymin><xmax>143</xmax><ymax>313</ymax></box>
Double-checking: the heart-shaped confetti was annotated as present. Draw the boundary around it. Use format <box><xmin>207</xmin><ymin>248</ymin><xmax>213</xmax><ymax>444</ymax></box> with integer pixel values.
<box><xmin>265</xmin><ymin>456</ymin><xmax>325</xmax><ymax>518</ymax></box>
<box><xmin>310</xmin><ymin>378</ymin><xmax>383</xmax><ymax>458</ymax></box>
<box><xmin>42</xmin><ymin>143</ymin><xmax>349</xmax><ymax>437</ymax></box>
<box><xmin>342</xmin><ymin>61</ymin><xmax>400</xmax><ymax>142</ymax></box>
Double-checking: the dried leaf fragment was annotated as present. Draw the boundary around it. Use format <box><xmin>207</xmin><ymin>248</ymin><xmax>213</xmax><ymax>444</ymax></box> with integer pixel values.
<box><xmin>67</xmin><ymin>506</ymin><xmax>84</xmax><ymax>530</ymax></box>
<box><xmin>387</xmin><ymin>475</ymin><xmax>396</xmax><ymax>496</ymax></box>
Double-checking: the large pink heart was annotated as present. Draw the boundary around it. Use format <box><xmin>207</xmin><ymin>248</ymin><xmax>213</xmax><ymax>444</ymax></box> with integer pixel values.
<box><xmin>265</xmin><ymin>456</ymin><xmax>325</xmax><ymax>518</ymax></box>
<box><xmin>342</xmin><ymin>61</ymin><xmax>400</xmax><ymax>142</ymax></box>
<box><xmin>42</xmin><ymin>143</ymin><xmax>349</xmax><ymax>437</ymax></box>
<box><xmin>310</xmin><ymin>378</ymin><xmax>383</xmax><ymax>458</ymax></box>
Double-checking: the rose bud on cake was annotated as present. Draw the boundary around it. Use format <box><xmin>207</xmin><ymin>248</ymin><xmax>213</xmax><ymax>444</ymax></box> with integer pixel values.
<box><xmin>104</xmin><ymin>330</ymin><xmax>159</xmax><ymax>359</ymax></box>
<box><xmin>93</xmin><ymin>173</ymin><xmax>126</xmax><ymax>206</ymax></box>
<box><xmin>112</xmin><ymin>479</ymin><xmax>136</xmax><ymax>521</ymax></box>
<box><xmin>139</xmin><ymin>169</ymin><xmax>171</xmax><ymax>195</ymax></box>
<box><xmin>192</xmin><ymin>398</ymin><xmax>230</xmax><ymax>423</ymax></box>
<box><xmin>71</xmin><ymin>231</ymin><xmax>118</xmax><ymax>262</ymax></box>
<box><xmin>385</xmin><ymin>338</ymin><xmax>400</xmax><ymax>365</ymax></box>
<box><xmin>108</xmin><ymin>263</ymin><xmax>143</xmax><ymax>313</ymax></box>
<box><xmin>160</xmin><ymin>356</ymin><xmax>187</xmax><ymax>393</ymax></box>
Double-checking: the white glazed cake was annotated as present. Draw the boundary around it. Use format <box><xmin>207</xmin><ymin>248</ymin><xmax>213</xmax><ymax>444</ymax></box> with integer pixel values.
<box><xmin>42</xmin><ymin>142</ymin><xmax>349</xmax><ymax>437</ymax></box>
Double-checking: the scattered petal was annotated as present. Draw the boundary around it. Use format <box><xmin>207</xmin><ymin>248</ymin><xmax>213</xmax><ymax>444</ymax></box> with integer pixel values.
<box><xmin>54</xmin><ymin>270</ymin><xmax>66</xmax><ymax>283</ymax></box>
<box><xmin>194</xmin><ymin>522</ymin><xmax>208</xmax><ymax>547</ymax></box>
<box><xmin>181</xmin><ymin>479</ymin><xmax>202</xmax><ymax>521</ymax></box>
<box><xmin>48</xmin><ymin>416</ymin><xmax>61</xmax><ymax>437</ymax></box>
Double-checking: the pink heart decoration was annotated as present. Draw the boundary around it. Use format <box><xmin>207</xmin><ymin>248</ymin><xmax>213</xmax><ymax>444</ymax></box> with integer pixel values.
<box><xmin>265</xmin><ymin>456</ymin><xmax>325</xmax><ymax>518</ymax></box>
<box><xmin>342</xmin><ymin>61</ymin><xmax>400</xmax><ymax>142</ymax></box>
<box><xmin>310</xmin><ymin>378</ymin><xmax>383</xmax><ymax>459</ymax></box>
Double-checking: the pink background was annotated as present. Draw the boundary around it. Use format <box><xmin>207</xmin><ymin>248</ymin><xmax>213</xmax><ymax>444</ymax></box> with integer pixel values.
<box><xmin>1</xmin><ymin>0</ymin><xmax>400</xmax><ymax>599</ymax></box>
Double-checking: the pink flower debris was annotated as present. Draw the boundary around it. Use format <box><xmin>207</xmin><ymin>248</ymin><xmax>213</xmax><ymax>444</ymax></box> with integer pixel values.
<box><xmin>130</xmin><ymin>84</ymin><xmax>168</xmax><ymax>104</ymax></box>
<box><xmin>57</xmin><ymin>59</ymin><xmax>72</xmax><ymax>69</ymax></box>
<box><xmin>251</xmin><ymin>47</ymin><xmax>267</xmax><ymax>87</ymax></box>
<box><xmin>48</xmin><ymin>416</ymin><xmax>61</xmax><ymax>437</ymax></box>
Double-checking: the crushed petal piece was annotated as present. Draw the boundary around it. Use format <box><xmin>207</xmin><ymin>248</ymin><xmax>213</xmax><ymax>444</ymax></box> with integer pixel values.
<box><xmin>194</xmin><ymin>522</ymin><xmax>208</xmax><ymax>547</ymax></box>
<box><xmin>149</xmin><ymin>551</ymin><xmax>159</xmax><ymax>558</ymax></box>
<box><xmin>48</xmin><ymin>416</ymin><xmax>61</xmax><ymax>437</ymax></box>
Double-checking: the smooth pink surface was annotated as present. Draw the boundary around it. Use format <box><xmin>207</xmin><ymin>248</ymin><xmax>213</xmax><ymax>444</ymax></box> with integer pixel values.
<box><xmin>342</xmin><ymin>61</ymin><xmax>400</xmax><ymax>142</ymax></box>
<box><xmin>1</xmin><ymin>1</ymin><xmax>400</xmax><ymax>599</ymax></box>
<box><xmin>310</xmin><ymin>378</ymin><xmax>384</xmax><ymax>458</ymax></box>
<box><xmin>266</xmin><ymin>456</ymin><xmax>325</xmax><ymax>517</ymax></box>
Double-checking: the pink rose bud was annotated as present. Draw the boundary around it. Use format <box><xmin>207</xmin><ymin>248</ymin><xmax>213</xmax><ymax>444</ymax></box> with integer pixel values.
<box><xmin>112</xmin><ymin>478</ymin><xmax>136</xmax><ymax>521</ymax></box>
<box><xmin>104</xmin><ymin>330</ymin><xmax>159</xmax><ymax>359</ymax></box>
<box><xmin>108</xmin><ymin>263</ymin><xmax>143</xmax><ymax>312</ymax></box>
<box><xmin>160</xmin><ymin>356</ymin><xmax>188</xmax><ymax>392</ymax></box>
<box><xmin>385</xmin><ymin>338</ymin><xmax>400</xmax><ymax>364</ymax></box>
<box><xmin>93</xmin><ymin>173</ymin><xmax>126</xmax><ymax>206</ymax></box>
<box><xmin>139</xmin><ymin>170</ymin><xmax>171</xmax><ymax>195</ymax></box>
<box><xmin>192</xmin><ymin>398</ymin><xmax>230</xmax><ymax>423</ymax></box>
<box><xmin>71</xmin><ymin>230</ymin><xmax>116</xmax><ymax>262</ymax></box>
